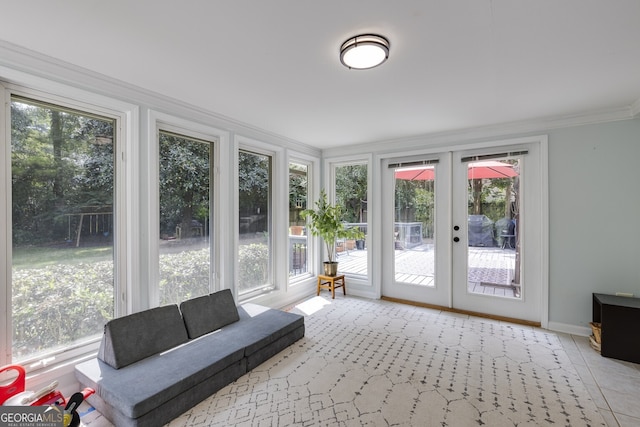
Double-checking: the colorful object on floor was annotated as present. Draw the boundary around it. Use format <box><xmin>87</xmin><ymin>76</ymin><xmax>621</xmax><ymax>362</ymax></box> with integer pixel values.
<box><xmin>1</xmin><ymin>377</ymin><xmax>66</xmax><ymax>407</ymax></box>
<box><xmin>0</xmin><ymin>363</ymin><xmax>94</xmax><ymax>427</ymax></box>
<box><xmin>63</xmin><ymin>392</ymin><xmax>85</xmax><ymax>427</ymax></box>
<box><xmin>7</xmin><ymin>380</ymin><xmax>64</xmax><ymax>406</ymax></box>
<box><xmin>0</xmin><ymin>364</ymin><xmax>25</xmax><ymax>405</ymax></box>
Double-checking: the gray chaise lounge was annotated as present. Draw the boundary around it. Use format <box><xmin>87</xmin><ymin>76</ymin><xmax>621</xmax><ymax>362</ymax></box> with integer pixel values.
<box><xmin>75</xmin><ymin>290</ymin><xmax>304</xmax><ymax>427</ymax></box>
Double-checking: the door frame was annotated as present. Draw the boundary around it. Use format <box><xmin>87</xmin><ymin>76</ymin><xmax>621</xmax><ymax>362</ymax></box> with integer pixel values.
<box><xmin>380</xmin><ymin>152</ymin><xmax>452</xmax><ymax>308</ymax></box>
<box><xmin>379</xmin><ymin>135</ymin><xmax>549</xmax><ymax>328</ymax></box>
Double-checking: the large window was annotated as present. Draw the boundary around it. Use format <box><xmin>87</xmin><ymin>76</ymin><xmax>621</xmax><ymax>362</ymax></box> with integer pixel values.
<box><xmin>238</xmin><ymin>150</ymin><xmax>273</xmax><ymax>298</ymax></box>
<box><xmin>289</xmin><ymin>161</ymin><xmax>309</xmax><ymax>278</ymax></box>
<box><xmin>334</xmin><ymin>162</ymin><xmax>368</xmax><ymax>278</ymax></box>
<box><xmin>158</xmin><ymin>130</ymin><xmax>212</xmax><ymax>305</ymax></box>
<box><xmin>9</xmin><ymin>96</ymin><xmax>116</xmax><ymax>364</ymax></box>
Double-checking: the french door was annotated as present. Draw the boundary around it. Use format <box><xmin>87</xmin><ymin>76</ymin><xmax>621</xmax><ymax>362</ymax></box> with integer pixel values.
<box><xmin>381</xmin><ymin>141</ymin><xmax>545</xmax><ymax>323</ymax></box>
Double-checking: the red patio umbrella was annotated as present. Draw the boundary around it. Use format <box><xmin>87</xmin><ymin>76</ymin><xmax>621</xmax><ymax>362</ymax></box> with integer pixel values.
<box><xmin>467</xmin><ymin>160</ymin><xmax>518</xmax><ymax>179</ymax></box>
<box><xmin>394</xmin><ymin>166</ymin><xmax>435</xmax><ymax>181</ymax></box>
<box><xmin>395</xmin><ymin>160</ymin><xmax>517</xmax><ymax>180</ymax></box>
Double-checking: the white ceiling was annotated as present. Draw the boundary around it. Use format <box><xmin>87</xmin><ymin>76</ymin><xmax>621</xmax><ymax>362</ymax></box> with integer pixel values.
<box><xmin>1</xmin><ymin>0</ymin><xmax>640</xmax><ymax>149</ymax></box>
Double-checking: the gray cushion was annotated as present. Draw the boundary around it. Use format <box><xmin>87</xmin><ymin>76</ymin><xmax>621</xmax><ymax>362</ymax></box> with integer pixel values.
<box><xmin>233</xmin><ymin>303</ymin><xmax>304</xmax><ymax>356</ymax></box>
<box><xmin>98</xmin><ymin>305</ymin><xmax>188</xmax><ymax>369</ymax></box>
<box><xmin>180</xmin><ymin>289</ymin><xmax>240</xmax><ymax>339</ymax></box>
<box><xmin>245</xmin><ymin>325</ymin><xmax>305</xmax><ymax>371</ymax></box>
<box><xmin>77</xmin><ymin>333</ymin><xmax>246</xmax><ymax>419</ymax></box>
<box><xmin>80</xmin><ymin>359</ymin><xmax>246</xmax><ymax>427</ymax></box>
<box><xmin>78</xmin><ymin>299</ymin><xmax>304</xmax><ymax>426</ymax></box>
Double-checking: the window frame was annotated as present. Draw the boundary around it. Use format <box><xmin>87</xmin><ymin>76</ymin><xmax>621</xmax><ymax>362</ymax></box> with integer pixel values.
<box><xmin>288</xmin><ymin>157</ymin><xmax>314</xmax><ymax>284</ymax></box>
<box><xmin>235</xmin><ymin>137</ymin><xmax>283</xmax><ymax>302</ymax></box>
<box><xmin>148</xmin><ymin>111</ymin><xmax>224</xmax><ymax>308</ymax></box>
<box><xmin>324</xmin><ymin>155</ymin><xmax>373</xmax><ymax>285</ymax></box>
<box><xmin>0</xmin><ymin>82</ymin><xmax>135</xmax><ymax>371</ymax></box>
<box><xmin>156</xmin><ymin>129</ymin><xmax>216</xmax><ymax>305</ymax></box>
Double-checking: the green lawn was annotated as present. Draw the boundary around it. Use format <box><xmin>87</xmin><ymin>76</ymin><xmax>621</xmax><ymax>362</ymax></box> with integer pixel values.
<box><xmin>12</xmin><ymin>245</ymin><xmax>113</xmax><ymax>269</ymax></box>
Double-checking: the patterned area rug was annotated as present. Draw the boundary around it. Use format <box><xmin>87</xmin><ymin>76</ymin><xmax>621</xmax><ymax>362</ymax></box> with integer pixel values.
<box><xmin>85</xmin><ymin>296</ymin><xmax>605</xmax><ymax>426</ymax></box>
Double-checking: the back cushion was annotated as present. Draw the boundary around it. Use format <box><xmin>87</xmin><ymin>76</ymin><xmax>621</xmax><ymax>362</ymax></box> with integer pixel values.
<box><xmin>180</xmin><ymin>289</ymin><xmax>240</xmax><ymax>339</ymax></box>
<box><xmin>98</xmin><ymin>305</ymin><xmax>189</xmax><ymax>369</ymax></box>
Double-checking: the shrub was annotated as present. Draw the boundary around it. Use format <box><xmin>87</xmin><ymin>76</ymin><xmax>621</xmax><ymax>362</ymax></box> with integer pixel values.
<box><xmin>159</xmin><ymin>248</ymin><xmax>210</xmax><ymax>305</ymax></box>
<box><xmin>12</xmin><ymin>261</ymin><xmax>114</xmax><ymax>359</ymax></box>
<box><xmin>238</xmin><ymin>243</ymin><xmax>268</xmax><ymax>291</ymax></box>
<box><xmin>11</xmin><ymin>244</ymin><xmax>269</xmax><ymax>360</ymax></box>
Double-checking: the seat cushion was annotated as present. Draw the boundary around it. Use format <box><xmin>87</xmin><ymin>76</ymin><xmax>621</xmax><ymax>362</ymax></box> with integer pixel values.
<box><xmin>77</xmin><ymin>332</ymin><xmax>246</xmax><ymax>419</ymax></box>
<box><xmin>98</xmin><ymin>304</ymin><xmax>188</xmax><ymax>369</ymax></box>
<box><xmin>230</xmin><ymin>303</ymin><xmax>304</xmax><ymax>356</ymax></box>
<box><xmin>180</xmin><ymin>289</ymin><xmax>240</xmax><ymax>339</ymax></box>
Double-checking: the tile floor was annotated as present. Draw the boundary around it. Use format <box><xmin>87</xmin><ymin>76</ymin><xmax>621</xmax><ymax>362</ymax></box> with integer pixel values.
<box><xmin>558</xmin><ymin>333</ymin><xmax>640</xmax><ymax>426</ymax></box>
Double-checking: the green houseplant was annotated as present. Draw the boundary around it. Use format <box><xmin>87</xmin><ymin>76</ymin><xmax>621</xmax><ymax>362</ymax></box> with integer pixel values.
<box><xmin>301</xmin><ymin>189</ymin><xmax>364</xmax><ymax>276</ymax></box>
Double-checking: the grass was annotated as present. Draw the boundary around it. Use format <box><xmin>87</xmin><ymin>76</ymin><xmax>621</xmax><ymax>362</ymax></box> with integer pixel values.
<box><xmin>12</xmin><ymin>245</ymin><xmax>113</xmax><ymax>269</ymax></box>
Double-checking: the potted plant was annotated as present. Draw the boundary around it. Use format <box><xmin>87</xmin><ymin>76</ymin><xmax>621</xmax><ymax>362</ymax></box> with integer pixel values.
<box><xmin>301</xmin><ymin>189</ymin><xmax>364</xmax><ymax>276</ymax></box>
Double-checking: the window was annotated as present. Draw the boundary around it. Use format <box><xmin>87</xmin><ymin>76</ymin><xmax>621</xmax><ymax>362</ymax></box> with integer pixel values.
<box><xmin>289</xmin><ymin>161</ymin><xmax>309</xmax><ymax>278</ymax></box>
<box><xmin>9</xmin><ymin>95</ymin><xmax>116</xmax><ymax>364</ymax></box>
<box><xmin>158</xmin><ymin>130</ymin><xmax>212</xmax><ymax>305</ymax></box>
<box><xmin>334</xmin><ymin>162</ymin><xmax>368</xmax><ymax>278</ymax></box>
<box><xmin>238</xmin><ymin>150</ymin><xmax>273</xmax><ymax>298</ymax></box>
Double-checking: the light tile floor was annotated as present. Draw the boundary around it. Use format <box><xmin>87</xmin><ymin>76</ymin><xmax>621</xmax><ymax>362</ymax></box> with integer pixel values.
<box><xmin>558</xmin><ymin>333</ymin><xmax>640</xmax><ymax>426</ymax></box>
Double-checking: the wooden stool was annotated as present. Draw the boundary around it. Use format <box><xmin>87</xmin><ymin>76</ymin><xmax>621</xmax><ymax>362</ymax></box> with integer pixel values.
<box><xmin>317</xmin><ymin>274</ymin><xmax>346</xmax><ymax>299</ymax></box>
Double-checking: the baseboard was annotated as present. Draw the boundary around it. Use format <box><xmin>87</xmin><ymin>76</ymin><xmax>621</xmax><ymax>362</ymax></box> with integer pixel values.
<box><xmin>381</xmin><ymin>296</ymin><xmax>541</xmax><ymax>327</ymax></box>
<box><xmin>546</xmin><ymin>321</ymin><xmax>591</xmax><ymax>337</ymax></box>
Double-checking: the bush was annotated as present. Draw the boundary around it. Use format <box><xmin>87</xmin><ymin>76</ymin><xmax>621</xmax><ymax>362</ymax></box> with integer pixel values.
<box><xmin>11</xmin><ymin>244</ymin><xmax>270</xmax><ymax>360</ymax></box>
<box><xmin>159</xmin><ymin>248</ymin><xmax>210</xmax><ymax>305</ymax></box>
<box><xmin>12</xmin><ymin>261</ymin><xmax>114</xmax><ymax>359</ymax></box>
<box><xmin>238</xmin><ymin>243</ymin><xmax>269</xmax><ymax>291</ymax></box>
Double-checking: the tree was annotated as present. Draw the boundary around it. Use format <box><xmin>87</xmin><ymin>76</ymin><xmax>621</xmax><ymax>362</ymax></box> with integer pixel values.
<box><xmin>11</xmin><ymin>99</ymin><xmax>114</xmax><ymax>245</ymax></box>
<box><xmin>237</xmin><ymin>151</ymin><xmax>270</xmax><ymax>235</ymax></box>
<box><xmin>159</xmin><ymin>133</ymin><xmax>210</xmax><ymax>238</ymax></box>
<box><xmin>335</xmin><ymin>164</ymin><xmax>367</xmax><ymax>223</ymax></box>
<box><xmin>238</xmin><ymin>151</ymin><xmax>269</xmax><ymax>211</ymax></box>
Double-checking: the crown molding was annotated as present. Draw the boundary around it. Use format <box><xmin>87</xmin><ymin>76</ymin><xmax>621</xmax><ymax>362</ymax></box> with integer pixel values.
<box><xmin>1</xmin><ymin>40</ymin><xmax>636</xmax><ymax>159</ymax></box>
<box><xmin>0</xmin><ymin>40</ymin><xmax>320</xmax><ymax>157</ymax></box>
<box><xmin>325</xmin><ymin>105</ymin><xmax>636</xmax><ymax>157</ymax></box>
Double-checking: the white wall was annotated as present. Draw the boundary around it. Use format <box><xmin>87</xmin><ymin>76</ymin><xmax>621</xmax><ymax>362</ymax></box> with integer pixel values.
<box><xmin>547</xmin><ymin>119</ymin><xmax>640</xmax><ymax>332</ymax></box>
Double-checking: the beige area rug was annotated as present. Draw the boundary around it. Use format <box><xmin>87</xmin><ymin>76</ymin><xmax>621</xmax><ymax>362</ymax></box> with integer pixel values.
<box><xmin>84</xmin><ymin>296</ymin><xmax>605</xmax><ymax>426</ymax></box>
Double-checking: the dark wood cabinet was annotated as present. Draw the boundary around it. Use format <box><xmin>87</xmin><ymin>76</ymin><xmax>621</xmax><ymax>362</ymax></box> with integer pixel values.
<box><xmin>592</xmin><ymin>293</ymin><xmax>640</xmax><ymax>363</ymax></box>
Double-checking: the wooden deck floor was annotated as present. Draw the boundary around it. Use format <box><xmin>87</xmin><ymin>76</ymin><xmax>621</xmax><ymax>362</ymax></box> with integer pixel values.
<box><xmin>336</xmin><ymin>245</ymin><xmax>519</xmax><ymax>298</ymax></box>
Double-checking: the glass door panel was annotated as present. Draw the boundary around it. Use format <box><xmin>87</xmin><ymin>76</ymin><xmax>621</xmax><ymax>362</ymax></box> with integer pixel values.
<box><xmin>394</xmin><ymin>166</ymin><xmax>435</xmax><ymax>286</ymax></box>
<box><xmin>465</xmin><ymin>159</ymin><xmax>521</xmax><ymax>299</ymax></box>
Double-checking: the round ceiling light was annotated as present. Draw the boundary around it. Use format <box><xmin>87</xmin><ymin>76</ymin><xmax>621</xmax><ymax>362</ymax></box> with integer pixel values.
<box><xmin>340</xmin><ymin>34</ymin><xmax>390</xmax><ymax>70</ymax></box>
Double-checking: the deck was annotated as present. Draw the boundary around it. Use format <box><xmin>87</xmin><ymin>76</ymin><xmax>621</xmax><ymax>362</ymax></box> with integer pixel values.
<box><xmin>336</xmin><ymin>244</ymin><xmax>519</xmax><ymax>298</ymax></box>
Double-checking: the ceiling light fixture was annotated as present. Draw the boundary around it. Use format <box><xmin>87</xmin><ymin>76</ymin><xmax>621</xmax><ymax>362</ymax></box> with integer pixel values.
<box><xmin>340</xmin><ymin>34</ymin><xmax>390</xmax><ymax>70</ymax></box>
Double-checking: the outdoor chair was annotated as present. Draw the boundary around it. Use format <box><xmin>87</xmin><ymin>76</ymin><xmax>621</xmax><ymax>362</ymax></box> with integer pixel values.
<box><xmin>500</xmin><ymin>219</ymin><xmax>516</xmax><ymax>249</ymax></box>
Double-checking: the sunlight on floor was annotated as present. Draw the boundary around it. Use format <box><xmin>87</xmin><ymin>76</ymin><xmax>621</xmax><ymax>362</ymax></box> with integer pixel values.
<box><xmin>295</xmin><ymin>296</ymin><xmax>331</xmax><ymax>316</ymax></box>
